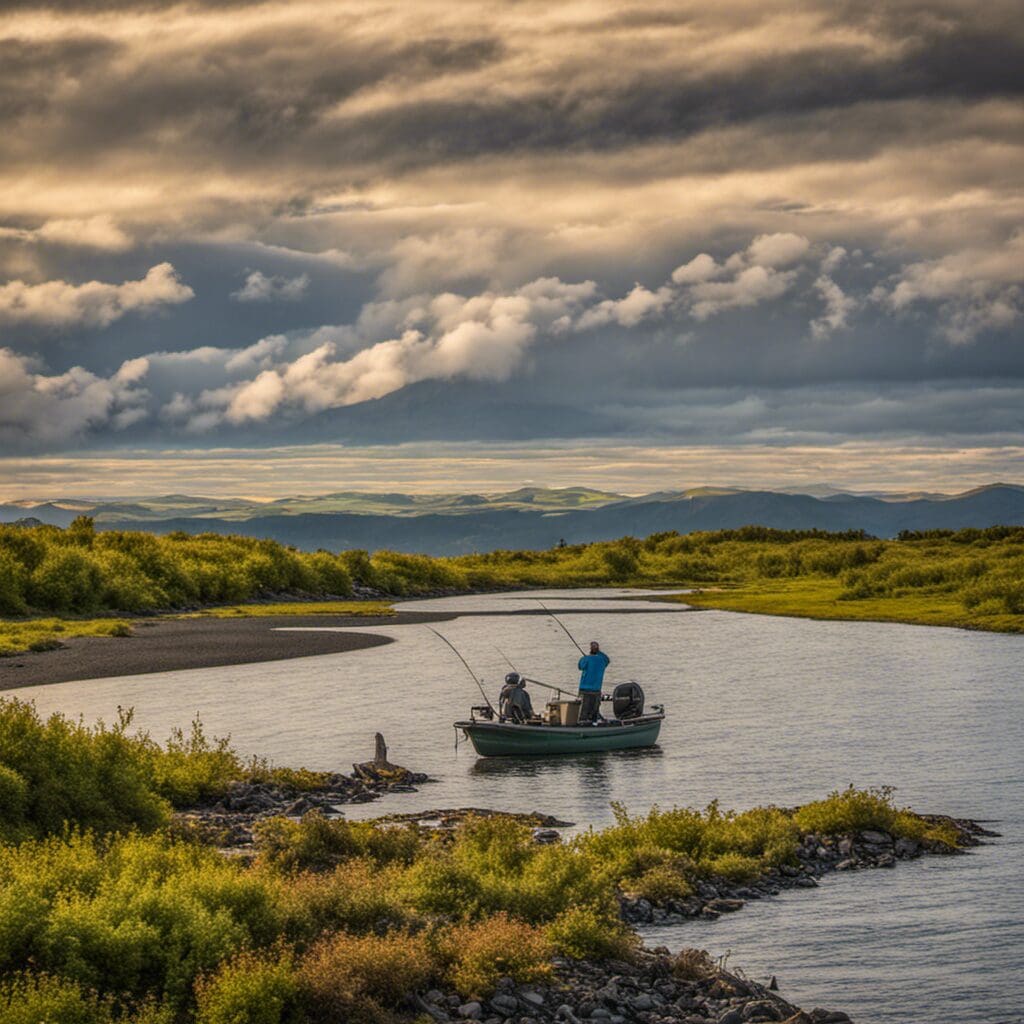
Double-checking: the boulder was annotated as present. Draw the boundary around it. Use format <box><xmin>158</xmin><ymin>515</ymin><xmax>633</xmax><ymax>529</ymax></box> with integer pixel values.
<box><xmin>858</xmin><ymin>829</ymin><xmax>892</xmax><ymax>846</ymax></box>
<box><xmin>457</xmin><ymin>1001</ymin><xmax>482</xmax><ymax>1019</ymax></box>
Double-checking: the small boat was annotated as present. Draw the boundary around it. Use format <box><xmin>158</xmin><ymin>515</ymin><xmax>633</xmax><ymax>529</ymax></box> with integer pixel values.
<box><xmin>455</xmin><ymin>682</ymin><xmax>664</xmax><ymax>757</ymax></box>
<box><xmin>454</xmin><ymin>710</ymin><xmax>664</xmax><ymax>757</ymax></box>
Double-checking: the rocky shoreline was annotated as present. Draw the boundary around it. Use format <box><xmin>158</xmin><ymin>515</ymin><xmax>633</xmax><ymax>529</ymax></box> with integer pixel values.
<box><xmin>173</xmin><ymin>757</ymin><xmax>997</xmax><ymax>1024</ymax></box>
<box><xmin>420</xmin><ymin>946</ymin><xmax>855</xmax><ymax>1024</ymax></box>
<box><xmin>620</xmin><ymin>816</ymin><xmax>998</xmax><ymax>926</ymax></box>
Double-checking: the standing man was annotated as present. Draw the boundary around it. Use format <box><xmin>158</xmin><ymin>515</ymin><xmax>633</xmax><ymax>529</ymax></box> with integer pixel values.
<box><xmin>577</xmin><ymin>641</ymin><xmax>610</xmax><ymax>723</ymax></box>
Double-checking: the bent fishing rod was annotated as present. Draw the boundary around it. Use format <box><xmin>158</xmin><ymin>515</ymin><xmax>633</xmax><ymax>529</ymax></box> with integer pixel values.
<box><xmin>535</xmin><ymin>600</ymin><xmax>586</xmax><ymax>656</ymax></box>
<box><xmin>494</xmin><ymin>645</ymin><xmax>570</xmax><ymax>699</ymax></box>
<box><xmin>427</xmin><ymin>626</ymin><xmax>494</xmax><ymax>711</ymax></box>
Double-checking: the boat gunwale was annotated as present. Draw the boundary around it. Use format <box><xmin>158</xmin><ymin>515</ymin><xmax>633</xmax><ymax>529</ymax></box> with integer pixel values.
<box><xmin>453</xmin><ymin>712</ymin><xmax>664</xmax><ymax>734</ymax></box>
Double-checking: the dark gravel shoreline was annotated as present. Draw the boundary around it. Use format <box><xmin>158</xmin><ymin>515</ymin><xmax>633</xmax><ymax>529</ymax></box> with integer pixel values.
<box><xmin>0</xmin><ymin>603</ymin><xmax>696</xmax><ymax>690</ymax></box>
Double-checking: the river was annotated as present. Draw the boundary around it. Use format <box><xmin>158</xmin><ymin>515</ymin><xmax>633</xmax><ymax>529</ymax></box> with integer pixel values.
<box><xmin>8</xmin><ymin>589</ymin><xmax>1022</xmax><ymax>1023</ymax></box>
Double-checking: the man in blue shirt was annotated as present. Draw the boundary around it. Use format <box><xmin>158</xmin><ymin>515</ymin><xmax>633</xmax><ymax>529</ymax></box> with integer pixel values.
<box><xmin>577</xmin><ymin>641</ymin><xmax>610</xmax><ymax>723</ymax></box>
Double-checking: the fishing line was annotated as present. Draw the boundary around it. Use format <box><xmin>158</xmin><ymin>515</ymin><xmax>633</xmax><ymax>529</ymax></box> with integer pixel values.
<box><xmin>427</xmin><ymin>627</ymin><xmax>494</xmax><ymax>711</ymax></box>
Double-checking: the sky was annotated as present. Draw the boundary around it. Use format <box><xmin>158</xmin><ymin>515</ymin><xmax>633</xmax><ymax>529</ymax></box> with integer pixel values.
<box><xmin>1</xmin><ymin>0</ymin><xmax>1022</xmax><ymax>497</ymax></box>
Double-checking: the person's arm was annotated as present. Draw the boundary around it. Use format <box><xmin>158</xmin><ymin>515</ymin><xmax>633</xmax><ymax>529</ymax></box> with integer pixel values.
<box><xmin>601</xmin><ymin>652</ymin><xmax>610</xmax><ymax>667</ymax></box>
<box><xmin>578</xmin><ymin>656</ymin><xmax>587</xmax><ymax>670</ymax></box>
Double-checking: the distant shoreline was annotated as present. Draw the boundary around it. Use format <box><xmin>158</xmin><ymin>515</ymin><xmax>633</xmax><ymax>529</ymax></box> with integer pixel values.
<box><xmin>0</xmin><ymin>603</ymin><xmax>695</xmax><ymax>691</ymax></box>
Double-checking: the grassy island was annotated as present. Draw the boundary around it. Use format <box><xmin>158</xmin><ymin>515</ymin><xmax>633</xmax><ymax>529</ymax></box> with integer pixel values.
<box><xmin>1</xmin><ymin>519</ymin><xmax>1022</xmax><ymax>657</ymax></box>
<box><xmin>0</xmin><ymin>698</ymin><xmax>965</xmax><ymax>1024</ymax></box>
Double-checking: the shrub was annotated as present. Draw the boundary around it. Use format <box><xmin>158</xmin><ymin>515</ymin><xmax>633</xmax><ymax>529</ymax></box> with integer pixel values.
<box><xmin>438</xmin><ymin>913</ymin><xmax>552</xmax><ymax>997</ymax></box>
<box><xmin>792</xmin><ymin>786</ymin><xmax>898</xmax><ymax>835</ymax></box>
<box><xmin>255</xmin><ymin>813</ymin><xmax>424</xmax><ymax>873</ymax></box>
<box><xmin>195</xmin><ymin>949</ymin><xmax>299</xmax><ymax>1024</ymax></box>
<box><xmin>296</xmin><ymin>931</ymin><xmax>435</xmax><ymax>1024</ymax></box>
<box><xmin>545</xmin><ymin>905</ymin><xmax>638</xmax><ymax>962</ymax></box>
<box><xmin>277</xmin><ymin>860</ymin><xmax>409</xmax><ymax>937</ymax></box>
<box><xmin>0</xmin><ymin>974</ymin><xmax>118</xmax><ymax>1024</ymax></box>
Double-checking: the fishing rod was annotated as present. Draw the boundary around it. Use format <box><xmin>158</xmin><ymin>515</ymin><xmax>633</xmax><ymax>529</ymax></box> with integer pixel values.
<box><xmin>536</xmin><ymin>600</ymin><xmax>586</xmax><ymax>656</ymax></box>
<box><xmin>427</xmin><ymin>627</ymin><xmax>494</xmax><ymax>711</ymax></box>
<box><xmin>494</xmin><ymin>646</ymin><xmax>569</xmax><ymax>699</ymax></box>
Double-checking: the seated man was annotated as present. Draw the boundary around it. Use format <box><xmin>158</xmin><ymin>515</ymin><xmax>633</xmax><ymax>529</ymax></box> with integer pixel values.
<box><xmin>499</xmin><ymin>672</ymin><xmax>534</xmax><ymax>723</ymax></box>
<box><xmin>577</xmin><ymin>641</ymin><xmax>610</xmax><ymax>723</ymax></box>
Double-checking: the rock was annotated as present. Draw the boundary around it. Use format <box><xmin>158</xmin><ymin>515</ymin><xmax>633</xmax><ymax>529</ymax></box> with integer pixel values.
<box><xmin>768</xmin><ymin>977</ymin><xmax>778</xmax><ymax>992</ymax></box>
<box><xmin>743</xmin><ymin>1000</ymin><xmax>784</xmax><ymax>1021</ymax></box>
<box><xmin>858</xmin><ymin>829</ymin><xmax>891</xmax><ymax>846</ymax></box>
<box><xmin>876</xmin><ymin>851</ymin><xmax>896</xmax><ymax>867</ymax></box>
<box><xmin>556</xmin><ymin>1004</ymin><xmax>580</xmax><ymax>1023</ymax></box>
<box><xmin>835</xmin><ymin>859</ymin><xmax>856</xmax><ymax>871</ymax></box>
<box><xmin>590</xmin><ymin>1009</ymin><xmax>612</xmax><ymax>1020</ymax></box>
<box><xmin>894</xmin><ymin>837</ymin><xmax>920</xmax><ymax>858</ymax></box>
<box><xmin>533</xmin><ymin>828</ymin><xmax>562</xmax><ymax>844</ymax></box>
<box><xmin>809</xmin><ymin>1011</ymin><xmax>852</xmax><ymax>1023</ymax></box>
<box><xmin>717</xmin><ymin>1010</ymin><xmax>745</xmax><ymax>1024</ymax></box>
<box><xmin>837</xmin><ymin>837</ymin><xmax>853</xmax><ymax>857</ymax></box>
<box><xmin>793</xmin><ymin>876</ymin><xmax>818</xmax><ymax>888</ymax></box>
<box><xmin>425</xmin><ymin>990</ymin><xmax>446</xmax><ymax>1003</ymax></box>
<box><xmin>458</xmin><ymin>1001</ymin><xmax>482</xmax><ymax>1019</ymax></box>
<box><xmin>630</xmin><ymin>993</ymin><xmax>654</xmax><ymax>1011</ymax></box>
<box><xmin>700</xmin><ymin>906</ymin><xmax>721</xmax><ymax>920</ymax></box>
<box><xmin>779</xmin><ymin>865</ymin><xmax>800</xmax><ymax>877</ymax></box>
<box><xmin>518</xmin><ymin>988</ymin><xmax>546</xmax><ymax>1008</ymax></box>
<box><xmin>490</xmin><ymin>994</ymin><xmax>519</xmax><ymax>1016</ymax></box>
<box><xmin>707</xmin><ymin>898</ymin><xmax>745</xmax><ymax>913</ymax></box>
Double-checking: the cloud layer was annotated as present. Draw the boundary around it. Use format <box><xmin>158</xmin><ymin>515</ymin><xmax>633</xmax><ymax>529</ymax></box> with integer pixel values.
<box><xmin>0</xmin><ymin>1</ymin><xmax>1022</xmax><ymax>486</ymax></box>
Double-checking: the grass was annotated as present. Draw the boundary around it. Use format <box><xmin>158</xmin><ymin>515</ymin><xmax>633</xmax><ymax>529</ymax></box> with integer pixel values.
<box><xmin>672</xmin><ymin>579</ymin><xmax>1024</xmax><ymax>633</ymax></box>
<box><xmin>174</xmin><ymin>601</ymin><xmax>395</xmax><ymax>619</ymax></box>
<box><xmin>0</xmin><ymin>617</ymin><xmax>133</xmax><ymax>657</ymax></box>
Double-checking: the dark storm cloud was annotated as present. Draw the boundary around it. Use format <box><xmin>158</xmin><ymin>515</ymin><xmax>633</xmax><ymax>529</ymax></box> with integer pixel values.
<box><xmin>2</xmin><ymin>1</ymin><xmax>1022</xmax><ymax>176</ymax></box>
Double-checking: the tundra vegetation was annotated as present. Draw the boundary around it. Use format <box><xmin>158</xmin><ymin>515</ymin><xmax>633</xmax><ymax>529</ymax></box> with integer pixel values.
<box><xmin>0</xmin><ymin>697</ymin><xmax>957</xmax><ymax>1024</ymax></box>
<box><xmin>0</xmin><ymin>519</ymin><xmax>1021</xmax><ymax>655</ymax></box>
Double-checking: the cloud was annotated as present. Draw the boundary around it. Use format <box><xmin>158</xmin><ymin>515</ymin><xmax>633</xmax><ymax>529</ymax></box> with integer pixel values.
<box><xmin>745</xmin><ymin>233</ymin><xmax>810</xmax><ymax>268</ymax></box>
<box><xmin>687</xmin><ymin>265</ymin><xmax>796</xmax><ymax>320</ymax></box>
<box><xmin>0</xmin><ymin>263</ymin><xmax>193</xmax><ymax>328</ymax></box>
<box><xmin>671</xmin><ymin>254</ymin><xmax>721</xmax><ymax>285</ymax></box>
<box><xmin>0</xmin><ymin>348</ymin><xmax>150</xmax><ymax>446</ymax></box>
<box><xmin>0</xmin><ymin>215</ymin><xmax>131</xmax><ymax>250</ymax></box>
<box><xmin>164</xmin><ymin>275</ymin><xmax>598</xmax><ymax>428</ymax></box>
<box><xmin>575</xmin><ymin>283</ymin><xmax>673</xmax><ymax>330</ymax></box>
<box><xmin>231</xmin><ymin>270</ymin><xmax>309</xmax><ymax>302</ymax></box>
<box><xmin>810</xmin><ymin>275</ymin><xmax>857</xmax><ymax>339</ymax></box>
<box><xmin>878</xmin><ymin>243</ymin><xmax>1023</xmax><ymax>343</ymax></box>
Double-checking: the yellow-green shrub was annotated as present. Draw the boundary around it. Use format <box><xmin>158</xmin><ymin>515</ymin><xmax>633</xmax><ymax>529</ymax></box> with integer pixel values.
<box><xmin>545</xmin><ymin>906</ymin><xmax>638</xmax><ymax>962</ymax></box>
<box><xmin>437</xmin><ymin>913</ymin><xmax>552</xmax><ymax>997</ymax></box>
<box><xmin>194</xmin><ymin>949</ymin><xmax>299</xmax><ymax>1024</ymax></box>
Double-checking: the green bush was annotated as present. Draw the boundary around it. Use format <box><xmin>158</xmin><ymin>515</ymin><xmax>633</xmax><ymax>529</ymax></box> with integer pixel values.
<box><xmin>194</xmin><ymin>949</ymin><xmax>299</xmax><ymax>1024</ymax></box>
<box><xmin>545</xmin><ymin>905</ymin><xmax>638</xmax><ymax>962</ymax></box>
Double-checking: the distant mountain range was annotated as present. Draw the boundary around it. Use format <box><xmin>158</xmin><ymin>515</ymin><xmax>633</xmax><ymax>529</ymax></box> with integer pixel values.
<box><xmin>2</xmin><ymin>484</ymin><xmax>1023</xmax><ymax>555</ymax></box>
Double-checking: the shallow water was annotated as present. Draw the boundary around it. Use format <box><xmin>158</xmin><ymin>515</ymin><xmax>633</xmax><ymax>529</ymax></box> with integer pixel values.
<box><xmin>8</xmin><ymin>589</ymin><xmax>1023</xmax><ymax>1024</ymax></box>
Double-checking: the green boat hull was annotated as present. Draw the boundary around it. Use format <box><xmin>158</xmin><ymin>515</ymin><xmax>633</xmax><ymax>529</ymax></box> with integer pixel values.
<box><xmin>455</xmin><ymin>715</ymin><xmax>663</xmax><ymax>757</ymax></box>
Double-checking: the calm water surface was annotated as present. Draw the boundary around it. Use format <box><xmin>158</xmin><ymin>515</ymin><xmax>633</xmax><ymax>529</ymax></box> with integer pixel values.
<box><xmin>9</xmin><ymin>590</ymin><xmax>1022</xmax><ymax>1024</ymax></box>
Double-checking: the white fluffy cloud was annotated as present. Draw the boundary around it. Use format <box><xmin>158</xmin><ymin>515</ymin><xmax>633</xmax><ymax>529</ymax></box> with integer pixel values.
<box><xmin>811</xmin><ymin>275</ymin><xmax>858</xmax><ymax>339</ymax></box>
<box><xmin>878</xmin><ymin>244</ymin><xmax>1022</xmax><ymax>344</ymax></box>
<box><xmin>576</xmin><ymin>283</ymin><xmax>674</xmax><ymax>330</ymax></box>
<box><xmin>0</xmin><ymin>348</ymin><xmax>150</xmax><ymax>445</ymax></box>
<box><xmin>688</xmin><ymin>265</ymin><xmax>796</xmax><ymax>320</ymax></box>
<box><xmin>745</xmin><ymin>233</ymin><xmax>810</xmax><ymax>268</ymax></box>
<box><xmin>231</xmin><ymin>271</ymin><xmax>309</xmax><ymax>303</ymax></box>
<box><xmin>0</xmin><ymin>263</ymin><xmax>193</xmax><ymax>328</ymax></box>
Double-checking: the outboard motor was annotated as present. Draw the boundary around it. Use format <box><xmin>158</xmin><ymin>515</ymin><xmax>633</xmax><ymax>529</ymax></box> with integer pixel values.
<box><xmin>612</xmin><ymin>681</ymin><xmax>645</xmax><ymax>719</ymax></box>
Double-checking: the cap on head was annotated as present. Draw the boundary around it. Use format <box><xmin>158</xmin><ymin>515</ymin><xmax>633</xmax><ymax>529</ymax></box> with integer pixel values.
<box><xmin>504</xmin><ymin>671</ymin><xmax>522</xmax><ymax>685</ymax></box>
<box><xmin>589</xmin><ymin>640</ymin><xmax>600</xmax><ymax>651</ymax></box>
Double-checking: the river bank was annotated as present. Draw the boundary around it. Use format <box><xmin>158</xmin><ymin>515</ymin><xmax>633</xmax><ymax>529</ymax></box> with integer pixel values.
<box><xmin>0</xmin><ymin>600</ymin><xmax>695</xmax><ymax>689</ymax></box>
